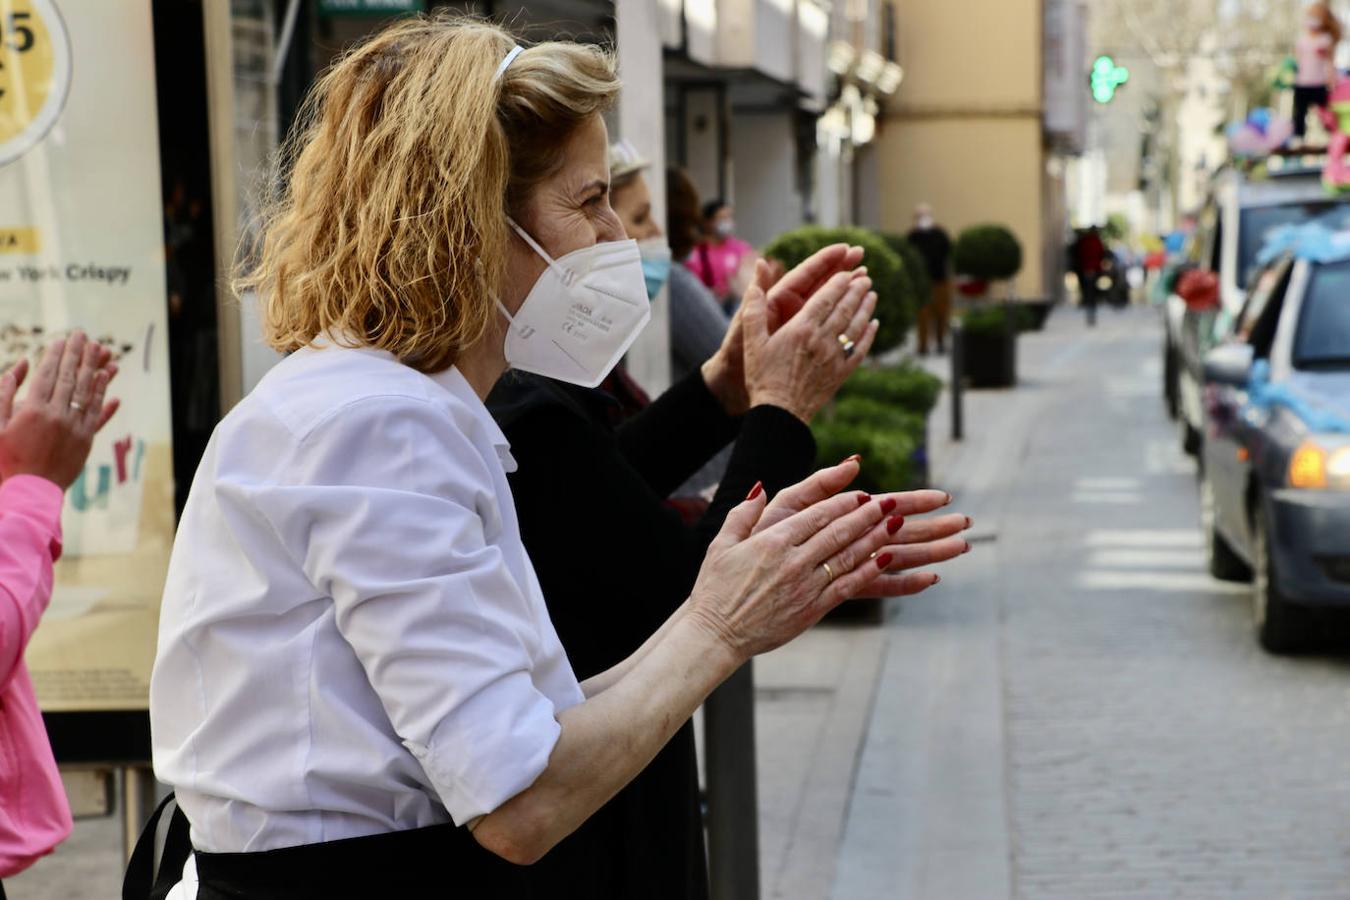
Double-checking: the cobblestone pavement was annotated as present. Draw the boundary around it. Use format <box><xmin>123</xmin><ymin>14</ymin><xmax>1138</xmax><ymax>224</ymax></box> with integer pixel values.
<box><xmin>1001</xmin><ymin>310</ymin><xmax>1350</xmax><ymax>899</ymax></box>
<box><xmin>837</xmin><ymin>305</ymin><xmax>1350</xmax><ymax>899</ymax></box>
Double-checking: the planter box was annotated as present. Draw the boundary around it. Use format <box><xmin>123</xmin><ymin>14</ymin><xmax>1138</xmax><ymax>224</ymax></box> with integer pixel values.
<box><xmin>962</xmin><ymin>329</ymin><xmax>1017</xmax><ymax>388</ymax></box>
<box><xmin>1017</xmin><ymin>299</ymin><xmax>1055</xmax><ymax>332</ymax></box>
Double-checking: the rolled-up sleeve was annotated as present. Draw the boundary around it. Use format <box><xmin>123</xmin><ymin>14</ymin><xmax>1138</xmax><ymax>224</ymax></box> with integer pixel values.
<box><xmin>240</xmin><ymin>396</ymin><xmax>564</xmax><ymax>824</ymax></box>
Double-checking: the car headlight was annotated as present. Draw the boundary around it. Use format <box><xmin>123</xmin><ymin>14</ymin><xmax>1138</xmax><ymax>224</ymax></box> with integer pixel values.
<box><xmin>1288</xmin><ymin>442</ymin><xmax>1350</xmax><ymax>489</ymax></box>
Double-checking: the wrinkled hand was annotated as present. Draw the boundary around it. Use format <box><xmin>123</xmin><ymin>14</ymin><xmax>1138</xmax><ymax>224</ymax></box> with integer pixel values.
<box><xmin>750</xmin><ymin>460</ymin><xmax>971</xmax><ymax>597</ymax></box>
<box><xmin>703</xmin><ymin>244</ymin><xmax>866</xmax><ymax>416</ymax></box>
<box><xmin>686</xmin><ymin>462</ymin><xmax>899</xmax><ymax>660</ymax></box>
<box><xmin>0</xmin><ymin>332</ymin><xmax>121</xmax><ymax>489</ymax></box>
<box><xmin>736</xmin><ymin>258</ymin><xmax>879</xmax><ymax>423</ymax></box>
<box><xmin>764</xmin><ymin>244</ymin><xmax>865</xmax><ymax>331</ymax></box>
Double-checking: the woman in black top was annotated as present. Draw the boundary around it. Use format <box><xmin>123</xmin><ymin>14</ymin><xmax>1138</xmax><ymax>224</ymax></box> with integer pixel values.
<box><xmin>489</xmin><ymin>244</ymin><xmax>973</xmax><ymax>894</ymax></box>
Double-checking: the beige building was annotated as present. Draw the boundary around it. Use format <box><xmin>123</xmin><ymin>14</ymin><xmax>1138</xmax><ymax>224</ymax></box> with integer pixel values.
<box><xmin>865</xmin><ymin>0</ymin><xmax>1086</xmax><ymax>298</ymax></box>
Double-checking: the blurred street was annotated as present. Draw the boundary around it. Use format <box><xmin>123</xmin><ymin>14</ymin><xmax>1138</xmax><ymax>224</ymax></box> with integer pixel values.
<box><xmin>764</xmin><ymin>305</ymin><xmax>1350</xmax><ymax>900</ymax></box>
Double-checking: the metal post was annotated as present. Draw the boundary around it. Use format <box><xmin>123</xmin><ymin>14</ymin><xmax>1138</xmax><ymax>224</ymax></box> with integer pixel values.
<box><xmin>950</xmin><ymin>323</ymin><xmax>964</xmax><ymax>441</ymax></box>
<box><xmin>704</xmin><ymin>661</ymin><xmax>760</xmax><ymax>900</ymax></box>
<box><xmin>120</xmin><ymin>765</ymin><xmax>158</xmax><ymax>864</ymax></box>
<box><xmin>1003</xmin><ymin>295</ymin><xmax>1017</xmax><ymax>386</ymax></box>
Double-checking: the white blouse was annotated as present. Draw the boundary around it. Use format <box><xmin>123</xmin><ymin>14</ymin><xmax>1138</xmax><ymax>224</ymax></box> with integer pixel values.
<box><xmin>150</xmin><ymin>342</ymin><xmax>584</xmax><ymax>854</ymax></box>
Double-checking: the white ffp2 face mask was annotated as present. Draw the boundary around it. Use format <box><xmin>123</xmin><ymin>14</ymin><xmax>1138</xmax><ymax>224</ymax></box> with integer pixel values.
<box><xmin>496</xmin><ymin>219</ymin><xmax>651</xmax><ymax>388</ymax></box>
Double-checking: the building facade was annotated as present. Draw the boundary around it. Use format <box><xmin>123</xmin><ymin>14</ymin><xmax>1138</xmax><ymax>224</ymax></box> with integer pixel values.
<box><xmin>865</xmin><ymin>0</ymin><xmax>1085</xmax><ymax>299</ymax></box>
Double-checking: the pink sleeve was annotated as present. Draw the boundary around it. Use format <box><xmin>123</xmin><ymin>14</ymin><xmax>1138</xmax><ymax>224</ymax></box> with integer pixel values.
<box><xmin>0</xmin><ymin>475</ymin><xmax>64</xmax><ymax>687</ymax></box>
<box><xmin>684</xmin><ymin>250</ymin><xmax>708</xmax><ymax>281</ymax></box>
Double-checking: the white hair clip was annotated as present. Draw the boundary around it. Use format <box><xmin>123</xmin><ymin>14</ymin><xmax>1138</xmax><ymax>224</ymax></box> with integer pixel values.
<box><xmin>494</xmin><ymin>45</ymin><xmax>524</xmax><ymax>83</ymax></box>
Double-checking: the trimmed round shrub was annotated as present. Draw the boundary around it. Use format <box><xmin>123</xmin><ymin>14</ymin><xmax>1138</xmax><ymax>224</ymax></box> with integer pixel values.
<box><xmin>762</xmin><ymin>226</ymin><xmax>915</xmax><ymax>355</ymax></box>
<box><xmin>953</xmin><ymin>224</ymin><xmax>1023</xmax><ymax>281</ymax></box>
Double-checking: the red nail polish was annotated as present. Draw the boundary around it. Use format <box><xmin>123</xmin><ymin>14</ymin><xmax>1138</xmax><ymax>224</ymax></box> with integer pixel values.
<box><xmin>875</xmin><ymin>553</ymin><xmax>893</xmax><ymax>570</ymax></box>
<box><xmin>887</xmin><ymin>515</ymin><xmax>904</xmax><ymax>535</ymax></box>
<box><xmin>963</xmin><ymin>542</ymin><xmax>972</xmax><ymax>554</ymax></box>
<box><xmin>933</xmin><ymin>574</ymin><xmax>941</xmax><ymax>584</ymax></box>
<box><xmin>964</xmin><ymin>516</ymin><xmax>973</xmax><ymax>529</ymax></box>
<box><xmin>856</xmin><ymin>492</ymin><xmax>870</xmax><ymax>506</ymax></box>
<box><xmin>843</xmin><ymin>453</ymin><xmax>862</xmax><ymax>465</ymax></box>
<box><xmin>746</xmin><ymin>481</ymin><xmax>763</xmax><ymax>501</ymax></box>
<box><xmin>879</xmin><ymin>498</ymin><xmax>897</xmax><ymax>514</ymax></box>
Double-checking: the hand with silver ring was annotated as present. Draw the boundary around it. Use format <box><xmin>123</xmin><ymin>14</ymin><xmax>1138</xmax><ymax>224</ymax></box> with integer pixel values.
<box><xmin>726</xmin><ymin>256</ymin><xmax>879</xmax><ymax>425</ymax></box>
<box><xmin>0</xmin><ymin>330</ymin><xmax>122</xmax><ymax>489</ymax></box>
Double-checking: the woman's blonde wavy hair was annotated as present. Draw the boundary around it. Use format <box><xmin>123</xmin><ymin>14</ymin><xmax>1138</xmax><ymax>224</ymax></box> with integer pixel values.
<box><xmin>237</xmin><ymin>15</ymin><xmax>620</xmax><ymax>373</ymax></box>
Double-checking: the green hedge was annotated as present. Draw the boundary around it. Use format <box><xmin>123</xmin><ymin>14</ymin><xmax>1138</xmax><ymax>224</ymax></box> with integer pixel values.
<box><xmin>762</xmin><ymin>226</ymin><xmax>915</xmax><ymax>355</ymax></box>
<box><xmin>953</xmin><ymin>224</ymin><xmax>1023</xmax><ymax>281</ymax></box>
<box><xmin>811</xmin><ymin>362</ymin><xmax>942</xmax><ymax>492</ymax></box>
<box><xmin>960</xmin><ymin>303</ymin><xmax>1035</xmax><ymax>337</ymax></box>
<box><xmin>834</xmin><ymin>361</ymin><xmax>943</xmax><ymax>414</ymax></box>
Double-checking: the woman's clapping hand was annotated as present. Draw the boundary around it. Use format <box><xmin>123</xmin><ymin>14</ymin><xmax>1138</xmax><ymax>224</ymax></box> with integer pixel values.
<box><xmin>685</xmin><ymin>459</ymin><xmax>969</xmax><ymax>660</ymax></box>
<box><xmin>701</xmin><ymin>243</ymin><xmax>867</xmax><ymax>419</ymax></box>
<box><xmin>0</xmin><ymin>332</ymin><xmax>120</xmax><ymax>490</ymax></box>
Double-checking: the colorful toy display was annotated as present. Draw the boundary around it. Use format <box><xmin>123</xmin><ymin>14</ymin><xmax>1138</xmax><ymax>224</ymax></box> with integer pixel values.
<box><xmin>1320</xmin><ymin>77</ymin><xmax>1350</xmax><ymax>190</ymax></box>
<box><xmin>1225</xmin><ymin>108</ymin><xmax>1295</xmax><ymax>159</ymax></box>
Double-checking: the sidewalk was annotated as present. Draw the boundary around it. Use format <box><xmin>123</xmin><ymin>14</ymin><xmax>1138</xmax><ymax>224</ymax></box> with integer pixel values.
<box><xmin>754</xmin><ymin>301</ymin><xmax>1101</xmax><ymax>899</ymax></box>
<box><xmin>751</xmin><ymin>309</ymin><xmax>1020</xmax><ymax>899</ymax></box>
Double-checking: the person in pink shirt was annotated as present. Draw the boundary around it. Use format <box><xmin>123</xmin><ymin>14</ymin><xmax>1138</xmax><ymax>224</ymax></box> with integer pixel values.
<box><xmin>686</xmin><ymin>199</ymin><xmax>756</xmax><ymax>310</ymax></box>
<box><xmin>1293</xmin><ymin>2</ymin><xmax>1342</xmax><ymax>143</ymax></box>
<box><xmin>0</xmin><ymin>333</ymin><xmax>119</xmax><ymax>893</ymax></box>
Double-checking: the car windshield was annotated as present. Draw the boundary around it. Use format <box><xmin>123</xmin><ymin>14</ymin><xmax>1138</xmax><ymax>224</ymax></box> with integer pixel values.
<box><xmin>1240</xmin><ymin>201</ymin><xmax>1350</xmax><ymax>287</ymax></box>
<box><xmin>1294</xmin><ymin>259</ymin><xmax>1350</xmax><ymax>369</ymax></box>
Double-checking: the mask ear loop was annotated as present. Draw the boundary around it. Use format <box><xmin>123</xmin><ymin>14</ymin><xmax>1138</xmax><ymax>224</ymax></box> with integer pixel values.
<box><xmin>507</xmin><ymin>217</ymin><xmax>576</xmax><ymax>287</ymax></box>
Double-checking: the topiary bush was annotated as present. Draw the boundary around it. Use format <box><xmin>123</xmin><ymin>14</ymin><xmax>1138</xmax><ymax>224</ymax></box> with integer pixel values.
<box><xmin>762</xmin><ymin>226</ymin><xmax>914</xmax><ymax>355</ymax></box>
<box><xmin>953</xmin><ymin>224</ymin><xmax>1023</xmax><ymax>282</ymax></box>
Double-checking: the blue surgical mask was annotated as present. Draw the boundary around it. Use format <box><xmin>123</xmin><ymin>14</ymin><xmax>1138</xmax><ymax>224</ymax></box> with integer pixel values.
<box><xmin>637</xmin><ymin>239</ymin><xmax>673</xmax><ymax>300</ymax></box>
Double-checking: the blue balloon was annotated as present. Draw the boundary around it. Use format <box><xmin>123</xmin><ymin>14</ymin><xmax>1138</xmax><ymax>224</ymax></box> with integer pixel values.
<box><xmin>1248</xmin><ymin>107</ymin><xmax>1272</xmax><ymax>134</ymax></box>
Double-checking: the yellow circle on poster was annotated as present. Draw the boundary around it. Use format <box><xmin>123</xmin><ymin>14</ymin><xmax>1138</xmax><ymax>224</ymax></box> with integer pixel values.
<box><xmin>0</xmin><ymin>0</ymin><xmax>70</xmax><ymax>166</ymax></box>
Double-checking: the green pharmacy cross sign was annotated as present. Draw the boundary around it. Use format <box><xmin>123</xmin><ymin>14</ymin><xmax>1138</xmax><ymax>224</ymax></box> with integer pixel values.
<box><xmin>1090</xmin><ymin>55</ymin><xmax>1129</xmax><ymax>104</ymax></box>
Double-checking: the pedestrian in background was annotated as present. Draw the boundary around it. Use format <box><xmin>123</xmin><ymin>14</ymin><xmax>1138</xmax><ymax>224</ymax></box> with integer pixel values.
<box><xmin>607</xmin><ymin>142</ymin><xmax>730</xmax><ymax>387</ymax></box>
<box><xmin>0</xmin><ymin>334</ymin><xmax>119</xmax><ymax>897</ymax></box>
<box><xmin>688</xmin><ymin>198</ymin><xmax>755</xmax><ymax>311</ymax></box>
<box><xmin>606</xmin><ymin>146</ymin><xmax>739</xmax><ymax>501</ymax></box>
<box><xmin>906</xmin><ymin>202</ymin><xmax>953</xmax><ymax>355</ymax></box>
<box><xmin>1073</xmin><ymin>225</ymin><xmax>1107</xmax><ymax>326</ymax></box>
<box><xmin>1292</xmin><ymin>2</ymin><xmax>1341</xmax><ymax>146</ymax></box>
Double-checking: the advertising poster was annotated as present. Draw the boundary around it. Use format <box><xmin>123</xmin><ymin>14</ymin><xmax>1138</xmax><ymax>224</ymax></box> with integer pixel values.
<box><xmin>0</xmin><ymin>0</ymin><xmax>175</xmax><ymax>711</ymax></box>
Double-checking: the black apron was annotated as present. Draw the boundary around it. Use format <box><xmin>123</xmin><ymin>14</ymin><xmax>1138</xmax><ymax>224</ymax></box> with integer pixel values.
<box><xmin>125</xmin><ymin>794</ymin><xmax>541</xmax><ymax>900</ymax></box>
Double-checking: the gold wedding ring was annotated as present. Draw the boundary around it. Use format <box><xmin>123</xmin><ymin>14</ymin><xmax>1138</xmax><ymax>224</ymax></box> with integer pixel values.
<box><xmin>837</xmin><ymin>333</ymin><xmax>856</xmax><ymax>357</ymax></box>
<box><xmin>821</xmin><ymin>561</ymin><xmax>835</xmax><ymax>583</ymax></box>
